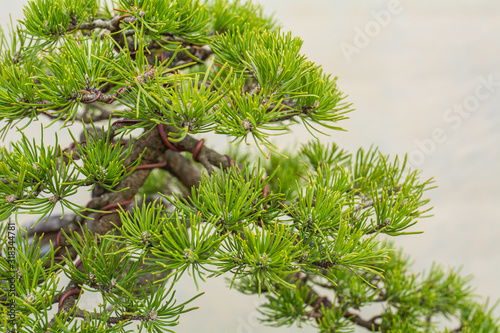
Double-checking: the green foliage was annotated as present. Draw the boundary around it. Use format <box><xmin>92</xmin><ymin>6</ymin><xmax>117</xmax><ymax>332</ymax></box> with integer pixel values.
<box><xmin>0</xmin><ymin>122</ymin><xmax>143</xmax><ymax>223</ymax></box>
<box><xmin>300</xmin><ymin>141</ymin><xmax>351</xmax><ymax>169</ymax></box>
<box><xmin>0</xmin><ymin>130</ymin><xmax>84</xmax><ymax>222</ymax></box>
<box><xmin>21</xmin><ymin>0</ymin><xmax>99</xmax><ymax>43</ymax></box>
<box><xmin>56</xmin><ymin>223</ymin><xmax>203</xmax><ymax>332</ymax></box>
<box><xmin>315</xmin><ymin>303</ymin><xmax>355</xmax><ymax>333</ymax></box>
<box><xmin>116</xmin><ymin>0</ymin><xmax>212</xmax><ymax>44</ymax></box>
<box><xmin>33</xmin><ymin>34</ymin><xmax>117</xmax><ymax>125</ymax></box>
<box><xmin>149</xmin><ymin>211</ymin><xmax>221</xmax><ymax>284</ymax></box>
<box><xmin>6</xmin><ymin>231</ymin><xmax>60</xmax><ymax>314</ymax></box>
<box><xmin>167</xmin><ymin>165</ymin><xmax>281</xmax><ymax>230</ymax></box>
<box><xmin>214</xmin><ymin>30</ymin><xmax>351</xmax><ymax>151</ymax></box>
<box><xmin>295</xmin><ymin>66</ymin><xmax>352</xmax><ymax>134</ymax></box>
<box><xmin>67</xmin><ymin>121</ymin><xmax>143</xmax><ymax>192</ymax></box>
<box><xmin>213</xmin><ymin>74</ymin><xmax>294</xmax><ymax>152</ymax></box>
<box><xmin>60</xmin><ymin>225</ymin><xmax>142</xmax><ymax>301</ymax></box>
<box><xmin>209</xmin><ymin>0</ymin><xmax>278</xmax><ymax>33</ymax></box>
<box><xmin>125</xmin><ymin>282</ymin><xmax>203</xmax><ymax>333</ymax></box>
<box><xmin>158</xmin><ymin>62</ymin><xmax>230</xmax><ymax>135</ymax></box>
<box><xmin>263</xmin><ymin>149</ymin><xmax>307</xmax><ymax>200</ymax></box>
<box><xmin>0</xmin><ymin>60</ymin><xmax>40</xmax><ymax>133</ymax></box>
<box><xmin>118</xmin><ymin>59</ymin><xmax>231</xmax><ymax>141</ymax></box>
<box><xmin>459</xmin><ymin>301</ymin><xmax>500</xmax><ymax>333</ymax></box>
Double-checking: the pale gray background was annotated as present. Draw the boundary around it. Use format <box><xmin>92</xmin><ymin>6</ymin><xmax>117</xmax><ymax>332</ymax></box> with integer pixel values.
<box><xmin>1</xmin><ymin>0</ymin><xmax>499</xmax><ymax>332</ymax></box>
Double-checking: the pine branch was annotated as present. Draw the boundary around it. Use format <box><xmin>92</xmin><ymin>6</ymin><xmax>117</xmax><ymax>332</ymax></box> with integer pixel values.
<box><xmin>305</xmin><ymin>287</ymin><xmax>383</xmax><ymax>332</ymax></box>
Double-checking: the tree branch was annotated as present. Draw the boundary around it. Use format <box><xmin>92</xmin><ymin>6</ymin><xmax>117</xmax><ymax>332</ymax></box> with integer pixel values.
<box><xmin>305</xmin><ymin>286</ymin><xmax>382</xmax><ymax>332</ymax></box>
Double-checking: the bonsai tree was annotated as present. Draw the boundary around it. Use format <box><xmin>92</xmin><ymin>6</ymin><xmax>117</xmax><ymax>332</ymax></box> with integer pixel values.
<box><xmin>0</xmin><ymin>0</ymin><xmax>498</xmax><ymax>332</ymax></box>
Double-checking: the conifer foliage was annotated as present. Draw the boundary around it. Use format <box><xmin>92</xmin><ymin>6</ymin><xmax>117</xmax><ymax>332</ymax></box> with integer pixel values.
<box><xmin>0</xmin><ymin>0</ymin><xmax>498</xmax><ymax>332</ymax></box>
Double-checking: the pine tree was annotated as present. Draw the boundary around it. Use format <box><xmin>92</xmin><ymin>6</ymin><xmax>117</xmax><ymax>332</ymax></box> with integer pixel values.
<box><xmin>0</xmin><ymin>0</ymin><xmax>498</xmax><ymax>332</ymax></box>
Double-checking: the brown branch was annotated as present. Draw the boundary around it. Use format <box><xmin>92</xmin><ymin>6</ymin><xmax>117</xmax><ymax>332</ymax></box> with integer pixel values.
<box><xmin>79</xmin><ymin>121</ymin><xmax>239</xmax><ymax>234</ymax></box>
<box><xmin>267</xmin><ymin>101</ymin><xmax>322</xmax><ymax>123</ymax></box>
<box><xmin>353</xmin><ymin>186</ymin><xmax>402</xmax><ymax>213</ymax></box>
<box><xmin>53</xmin><ymin>280</ymin><xmax>84</xmax><ymax>322</ymax></box>
<box><xmin>51</xmin><ymin>290</ymin><xmax>65</xmax><ymax>305</ymax></box>
<box><xmin>345</xmin><ymin>310</ymin><xmax>382</xmax><ymax>332</ymax></box>
<box><xmin>37</xmin><ymin>123</ymin><xmax>231</xmax><ymax>325</ymax></box>
<box><xmin>365</xmin><ymin>218</ymin><xmax>392</xmax><ymax>235</ymax></box>
<box><xmin>79</xmin><ymin>86</ymin><xmax>132</xmax><ymax>105</ymax></box>
<box><xmin>75</xmin><ymin>307</ymin><xmax>122</xmax><ymax>324</ymax></box>
<box><xmin>305</xmin><ymin>287</ymin><xmax>383</xmax><ymax>332</ymax></box>
<box><xmin>163</xmin><ymin>149</ymin><xmax>202</xmax><ymax>190</ymax></box>
<box><xmin>268</xmin><ymin>112</ymin><xmax>299</xmax><ymax>123</ymax></box>
<box><xmin>67</xmin><ymin>14</ymin><xmax>139</xmax><ymax>33</ymax></box>
<box><xmin>59</xmin><ymin>289</ymin><xmax>83</xmax><ymax>310</ymax></box>
<box><xmin>75</xmin><ymin>306</ymin><xmax>155</xmax><ymax>324</ymax></box>
<box><xmin>161</xmin><ymin>124</ymin><xmax>232</xmax><ymax>170</ymax></box>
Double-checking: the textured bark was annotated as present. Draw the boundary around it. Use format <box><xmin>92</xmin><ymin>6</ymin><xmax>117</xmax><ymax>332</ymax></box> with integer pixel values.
<box><xmin>163</xmin><ymin>149</ymin><xmax>202</xmax><ymax>190</ymax></box>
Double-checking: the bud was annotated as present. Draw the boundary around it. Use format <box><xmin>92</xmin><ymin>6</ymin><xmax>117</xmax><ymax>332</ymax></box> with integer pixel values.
<box><xmin>184</xmin><ymin>249</ymin><xmax>195</xmax><ymax>262</ymax></box>
<box><xmin>149</xmin><ymin>310</ymin><xmax>157</xmax><ymax>321</ymax></box>
<box><xmin>241</xmin><ymin>119</ymin><xmax>252</xmax><ymax>132</ymax></box>
<box><xmin>98</xmin><ymin>166</ymin><xmax>107</xmax><ymax>178</ymax></box>
<box><xmin>25</xmin><ymin>293</ymin><xmax>35</xmax><ymax>304</ymax></box>
<box><xmin>141</xmin><ymin>231</ymin><xmax>150</xmax><ymax>244</ymax></box>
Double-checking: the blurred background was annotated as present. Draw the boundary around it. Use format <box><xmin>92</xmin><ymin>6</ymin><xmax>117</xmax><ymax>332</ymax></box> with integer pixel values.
<box><xmin>1</xmin><ymin>0</ymin><xmax>499</xmax><ymax>332</ymax></box>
